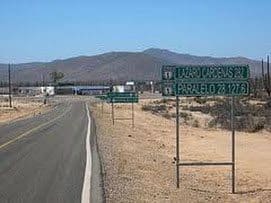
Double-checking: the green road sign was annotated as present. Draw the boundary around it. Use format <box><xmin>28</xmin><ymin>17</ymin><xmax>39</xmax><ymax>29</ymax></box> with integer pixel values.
<box><xmin>106</xmin><ymin>92</ymin><xmax>139</xmax><ymax>103</ymax></box>
<box><xmin>176</xmin><ymin>81</ymin><xmax>249</xmax><ymax>96</ymax></box>
<box><xmin>95</xmin><ymin>95</ymin><xmax>107</xmax><ymax>100</ymax></box>
<box><xmin>162</xmin><ymin>65</ymin><xmax>250</xmax><ymax>96</ymax></box>
<box><xmin>109</xmin><ymin>97</ymin><xmax>139</xmax><ymax>103</ymax></box>
<box><xmin>107</xmin><ymin>92</ymin><xmax>137</xmax><ymax>98</ymax></box>
<box><xmin>162</xmin><ymin>65</ymin><xmax>249</xmax><ymax>81</ymax></box>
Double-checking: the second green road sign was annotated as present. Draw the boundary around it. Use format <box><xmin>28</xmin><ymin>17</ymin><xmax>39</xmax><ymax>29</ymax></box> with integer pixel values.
<box><xmin>107</xmin><ymin>92</ymin><xmax>139</xmax><ymax>103</ymax></box>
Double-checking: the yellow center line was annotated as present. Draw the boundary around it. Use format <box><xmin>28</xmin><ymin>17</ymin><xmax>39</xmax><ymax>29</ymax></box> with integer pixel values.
<box><xmin>0</xmin><ymin>105</ymin><xmax>71</xmax><ymax>151</ymax></box>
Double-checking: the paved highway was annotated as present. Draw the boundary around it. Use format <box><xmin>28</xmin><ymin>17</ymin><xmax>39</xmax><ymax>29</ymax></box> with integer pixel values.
<box><xmin>0</xmin><ymin>101</ymin><xmax>103</xmax><ymax>203</ymax></box>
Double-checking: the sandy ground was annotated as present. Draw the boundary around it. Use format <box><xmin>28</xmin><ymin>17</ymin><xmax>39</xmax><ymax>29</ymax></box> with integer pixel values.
<box><xmin>91</xmin><ymin>99</ymin><xmax>271</xmax><ymax>203</ymax></box>
<box><xmin>0</xmin><ymin>97</ymin><xmax>50</xmax><ymax>124</ymax></box>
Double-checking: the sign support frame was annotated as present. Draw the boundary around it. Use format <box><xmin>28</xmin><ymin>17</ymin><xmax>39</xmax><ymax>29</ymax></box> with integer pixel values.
<box><xmin>111</xmin><ymin>101</ymin><xmax>115</xmax><ymax>125</ymax></box>
<box><xmin>175</xmin><ymin>96</ymin><xmax>237</xmax><ymax>193</ymax></box>
<box><xmin>132</xmin><ymin>101</ymin><xmax>135</xmax><ymax>128</ymax></box>
<box><xmin>111</xmin><ymin>102</ymin><xmax>135</xmax><ymax>127</ymax></box>
<box><xmin>102</xmin><ymin>99</ymin><xmax>104</xmax><ymax>116</ymax></box>
<box><xmin>231</xmin><ymin>96</ymin><xmax>236</xmax><ymax>194</ymax></box>
<box><xmin>163</xmin><ymin>65</ymin><xmax>248</xmax><ymax>194</ymax></box>
<box><xmin>176</xmin><ymin>95</ymin><xmax>180</xmax><ymax>188</ymax></box>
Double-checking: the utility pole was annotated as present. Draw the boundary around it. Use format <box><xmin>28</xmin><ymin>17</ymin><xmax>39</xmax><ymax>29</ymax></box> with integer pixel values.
<box><xmin>8</xmin><ymin>63</ymin><xmax>12</xmax><ymax>108</ymax></box>
<box><xmin>262</xmin><ymin>58</ymin><xmax>265</xmax><ymax>89</ymax></box>
<box><xmin>267</xmin><ymin>55</ymin><xmax>271</xmax><ymax>96</ymax></box>
<box><xmin>42</xmin><ymin>74</ymin><xmax>45</xmax><ymax>87</ymax></box>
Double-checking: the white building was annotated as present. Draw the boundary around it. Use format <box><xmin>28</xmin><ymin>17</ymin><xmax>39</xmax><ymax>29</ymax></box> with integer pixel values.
<box><xmin>41</xmin><ymin>86</ymin><xmax>55</xmax><ymax>96</ymax></box>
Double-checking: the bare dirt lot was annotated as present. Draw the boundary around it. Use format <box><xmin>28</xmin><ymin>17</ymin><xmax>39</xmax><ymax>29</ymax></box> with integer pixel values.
<box><xmin>0</xmin><ymin>97</ymin><xmax>50</xmax><ymax>124</ymax></box>
<box><xmin>91</xmin><ymin>99</ymin><xmax>271</xmax><ymax>202</ymax></box>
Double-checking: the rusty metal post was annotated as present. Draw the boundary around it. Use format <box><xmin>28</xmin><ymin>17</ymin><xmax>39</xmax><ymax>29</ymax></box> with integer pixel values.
<box><xmin>231</xmin><ymin>96</ymin><xmax>235</xmax><ymax>194</ymax></box>
<box><xmin>102</xmin><ymin>100</ymin><xmax>104</xmax><ymax>116</ymax></box>
<box><xmin>267</xmin><ymin>55</ymin><xmax>271</xmax><ymax>96</ymax></box>
<box><xmin>176</xmin><ymin>95</ymin><xmax>180</xmax><ymax>188</ymax></box>
<box><xmin>262</xmin><ymin>58</ymin><xmax>265</xmax><ymax>89</ymax></box>
<box><xmin>132</xmin><ymin>101</ymin><xmax>134</xmax><ymax>128</ymax></box>
<box><xmin>111</xmin><ymin>101</ymin><xmax>114</xmax><ymax>125</ymax></box>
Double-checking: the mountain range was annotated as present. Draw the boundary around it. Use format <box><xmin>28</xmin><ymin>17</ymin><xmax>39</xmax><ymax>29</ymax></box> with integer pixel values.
<box><xmin>0</xmin><ymin>48</ymin><xmax>264</xmax><ymax>84</ymax></box>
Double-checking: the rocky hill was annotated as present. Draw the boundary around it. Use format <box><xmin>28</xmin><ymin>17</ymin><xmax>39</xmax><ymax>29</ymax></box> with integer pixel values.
<box><xmin>0</xmin><ymin>49</ymin><xmax>264</xmax><ymax>84</ymax></box>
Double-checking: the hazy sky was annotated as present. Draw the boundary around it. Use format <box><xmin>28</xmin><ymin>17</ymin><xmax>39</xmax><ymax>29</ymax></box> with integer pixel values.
<box><xmin>0</xmin><ymin>0</ymin><xmax>271</xmax><ymax>63</ymax></box>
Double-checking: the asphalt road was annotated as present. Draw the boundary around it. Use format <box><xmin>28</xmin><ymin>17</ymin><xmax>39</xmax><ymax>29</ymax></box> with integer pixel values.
<box><xmin>0</xmin><ymin>101</ymin><xmax>103</xmax><ymax>203</ymax></box>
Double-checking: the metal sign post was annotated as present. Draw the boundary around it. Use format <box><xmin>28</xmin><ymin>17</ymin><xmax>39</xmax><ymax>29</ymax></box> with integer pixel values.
<box><xmin>162</xmin><ymin>65</ymin><xmax>250</xmax><ymax>194</ymax></box>
<box><xmin>231</xmin><ymin>96</ymin><xmax>235</xmax><ymax>194</ymax></box>
<box><xmin>176</xmin><ymin>95</ymin><xmax>180</xmax><ymax>188</ymax></box>
<box><xmin>106</xmin><ymin>92</ymin><xmax>139</xmax><ymax>127</ymax></box>
<box><xmin>111</xmin><ymin>101</ymin><xmax>115</xmax><ymax>125</ymax></box>
<box><xmin>132</xmin><ymin>101</ymin><xmax>135</xmax><ymax>128</ymax></box>
<box><xmin>102</xmin><ymin>99</ymin><xmax>104</xmax><ymax>116</ymax></box>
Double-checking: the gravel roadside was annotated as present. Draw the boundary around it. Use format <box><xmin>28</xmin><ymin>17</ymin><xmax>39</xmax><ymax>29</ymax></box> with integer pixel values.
<box><xmin>91</xmin><ymin>100</ymin><xmax>271</xmax><ymax>202</ymax></box>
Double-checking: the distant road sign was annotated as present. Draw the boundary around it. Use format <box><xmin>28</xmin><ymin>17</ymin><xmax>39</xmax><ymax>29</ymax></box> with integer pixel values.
<box><xmin>162</xmin><ymin>65</ymin><xmax>250</xmax><ymax>96</ymax></box>
<box><xmin>107</xmin><ymin>92</ymin><xmax>137</xmax><ymax>98</ymax></box>
<box><xmin>107</xmin><ymin>92</ymin><xmax>139</xmax><ymax>103</ymax></box>
<box><xmin>95</xmin><ymin>95</ymin><xmax>107</xmax><ymax>100</ymax></box>
<box><xmin>109</xmin><ymin>97</ymin><xmax>138</xmax><ymax>103</ymax></box>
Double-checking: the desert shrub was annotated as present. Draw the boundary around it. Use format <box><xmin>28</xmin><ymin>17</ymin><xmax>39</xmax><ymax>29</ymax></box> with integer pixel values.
<box><xmin>171</xmin><ymin>112</ymin><xmax>176</xmax><ymax>118</ymax></box>
<box><xmin>192</xmin><ymin>119</ymin><xmax>200</xmax><ymax>127</ymax></box>
<box><xmin>141</xmin><ymin>105</ymin><xmax>152</xmax><ymax>112</ymax></box>
<box><xmin>180</xmin><ymin>112</ymin><xmax>190</xmax><ymax>120</ymax></box>
<box><xmin>141</xmin><ymin>103</ymin><xmax>169</xmax><ymax>118</ymax></box>
<box><xmin>162</xmin><ymin>112</ymin><xmax>176</xmax><ymax>119</ymax></box>
<box><xmin>154</xmin><ymin>104</ymin><xmax>167</xmax><ymax>113</ymax></box>
<box><xmin>264</xmin><ymin>100</ymin><xmax>271</xmax><ymax>108</ymax></box>
<box><xmin>162</xmin><ymin>113</ymin><xmax>172</xmax><ymax>119</ymax></box>
<box><xmin>187</xmin><ymin>105</ymin><xmax>211</xmax><ymax>114</ymax></box>
<box><xmin>264</xmin><ymin>116</ymin><xmax>271</xmax><ymax>132</ymax></box>
<box><xmin>205</xmin><ymin>98</ymin><xmax>271</xmax><ymax>132</ymax></box>
<box><xmin>142</xmin><ymin>97</ymin><xmax>271</xmax><ymax>132</ymax></box>
<box><xmin>161</xmin><ymin>98</ymin><xmax>168</xmax><ymax>104</ymax></box>
<box><xmin>237</xmin><ymin>115</ymin><xmax>265</xmax><ymax>132</ymax></box>
<box><xmin>153</xmin><ymin>98</ymin><xmax>175</xmax><ymax>105</ymax></box>
<box><xmin>194</xmin><ymin>97</ymin><xmax>208</xmax><ymax>104</ymax></box>
<box><xmin>208</xmin><ymin>120</ymin><xmax>217</xmax><ymax>128</ymax></box>
<box><xmin>142</xmin><ymin>104</ymin><xmax>167</xmax><ymax>113</ymax></box>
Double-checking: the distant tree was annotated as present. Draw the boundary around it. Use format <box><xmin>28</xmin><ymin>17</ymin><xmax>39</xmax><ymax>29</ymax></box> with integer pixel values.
<box><xmin>50</xmin><ymin>71</ymin><xmax>64</xmax><ymax>85</ymax></box>
<box><xmin>262</xmin><ymin>56</ymin><xmax>271</xmax><ymax>97</ymax></box>
<box><xmin>267</xmin><ymin>56</ymin><xmax>271</xmax><ymax>97</ymax></box>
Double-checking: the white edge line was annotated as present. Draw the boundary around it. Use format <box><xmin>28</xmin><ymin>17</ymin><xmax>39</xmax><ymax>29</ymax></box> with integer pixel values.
<box><xmin>81</xmin><ymin>103</ymin><xmax>92</xmax><ymax>203</ymax></box>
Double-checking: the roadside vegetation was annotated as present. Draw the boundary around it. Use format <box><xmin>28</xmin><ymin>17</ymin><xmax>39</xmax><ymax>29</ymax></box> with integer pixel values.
<box><xmin>0</xmin><ymin>96</ymin><xmax>49</xmax><ymax>123</ymax></box>
<box><xmin>142</xmin><ymin>96</ymin><xmax>271</xmax><ymax>132</ymax></box>
<box><xmin>141</xmin><ymin>99</ymin><xmax>199</xmax><ymax>127</ymax></box>
<box><xmin>93</xmin><ymin>98</ymin><xmax>271</xmax><ymax>202</ymax></box>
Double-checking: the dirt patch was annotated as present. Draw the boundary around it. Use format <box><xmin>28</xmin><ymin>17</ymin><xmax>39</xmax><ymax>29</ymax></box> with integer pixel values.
<box><xmin>91</xmin><ymin>100</ymin><xmax>271</xmax><ymax>202</ymax></box>
<box><xmin>0</xmin><ymin>97</ymin><xmax>50</xmax><ymax>123</ymax></box>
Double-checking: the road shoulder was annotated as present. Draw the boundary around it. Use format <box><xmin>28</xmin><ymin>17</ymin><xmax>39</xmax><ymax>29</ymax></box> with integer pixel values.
<box><xmin>88</xmin><ymin>106</ymin><xmax>105</xmax><ymax>203</ymax></box>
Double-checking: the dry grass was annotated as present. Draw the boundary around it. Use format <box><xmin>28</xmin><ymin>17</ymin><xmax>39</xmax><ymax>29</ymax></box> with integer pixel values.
<box><xmin>0</xmin><ymin>97</ymin><xmax>50</xmax><ymax>123</ymax></box>
<box><xmin>91</xmin><ymin>99</ymin><xmax>271</xmax><ymax>202</ymax></box>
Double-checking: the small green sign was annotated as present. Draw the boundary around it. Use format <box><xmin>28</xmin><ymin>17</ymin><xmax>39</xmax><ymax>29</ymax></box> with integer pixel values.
<box><xmin>107</xmin><ymin>92</ymin><xmax>139</xmax><ymax>103</ymax></box>
<box><xmin>107</xmin><ymin>92</ymin><xmax>137</xmax><ymax>98</ymax></box>
<box><xmin>109</xmin><ymin>97</ymin><xmax>139</xmax><ymax>103</ymax></box>
<box><xmin>95</xmin><ymin>95</ymin><xmax>107</xmax><ymax>100</ymax></box>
